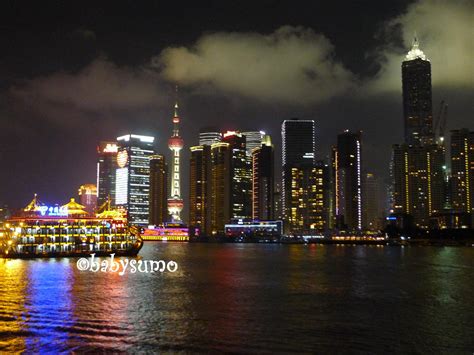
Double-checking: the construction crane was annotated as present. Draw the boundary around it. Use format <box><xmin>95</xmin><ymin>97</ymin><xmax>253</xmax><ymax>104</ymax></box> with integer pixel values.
<box><xmin>433</xmin><ymin>100</ymin><xmax>448</xmax><ymax>145</ymax></box>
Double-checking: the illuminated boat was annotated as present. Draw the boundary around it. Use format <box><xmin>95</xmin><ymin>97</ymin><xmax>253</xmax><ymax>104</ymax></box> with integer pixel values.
<box><xmin>0</xmin><ymin>195</ymin><xmax>143</xmax><ymax>258</ymax></box>
<box><xmin>142</xmin><ymin>222</ymin><xmax>189</xmax><ymax>242</ymax></box>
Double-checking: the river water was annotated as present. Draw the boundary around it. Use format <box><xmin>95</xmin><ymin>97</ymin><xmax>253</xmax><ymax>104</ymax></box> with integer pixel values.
<box><xmin>0</xmin><ymin>243</ymin><xmax>473</xmax><ymax>353</ymax></box>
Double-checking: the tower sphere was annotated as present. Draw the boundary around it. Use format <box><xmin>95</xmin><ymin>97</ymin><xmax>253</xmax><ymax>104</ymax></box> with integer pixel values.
<box><xmin>168</xmin><ymin>136</ymin><xmax>184</xmax><ymax>150</ymax></box>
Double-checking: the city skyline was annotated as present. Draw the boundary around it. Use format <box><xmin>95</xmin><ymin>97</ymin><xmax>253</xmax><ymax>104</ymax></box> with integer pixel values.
<box><xmin>0</xmin><ymin>1</ymin><xmax>472</xmax><ymax>212</ymax></box>
<box><xmin>1</xmin><ymin>2</ymin><xmax>473</xmax><ymax>353</ymax></box>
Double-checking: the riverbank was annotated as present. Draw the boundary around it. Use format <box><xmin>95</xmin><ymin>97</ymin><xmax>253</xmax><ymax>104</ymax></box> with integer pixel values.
<box><xmin>186</xmin><ymin>236</ymin><xmax>474</xmax><ymax>247</ymax></box>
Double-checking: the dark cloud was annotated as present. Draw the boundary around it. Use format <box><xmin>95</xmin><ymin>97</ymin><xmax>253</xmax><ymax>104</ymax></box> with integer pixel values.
<box><xmin>10</xmin><ymin>58</ymin><xmax>164</xmax><ymax>115</ymax></box>
<box><xmin>158</xmin><ymin>26</ymin><xmax>357</xmax><ymax>105</ymax></box>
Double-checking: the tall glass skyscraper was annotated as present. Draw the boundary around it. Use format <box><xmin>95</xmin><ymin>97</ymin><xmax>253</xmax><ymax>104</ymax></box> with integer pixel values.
<box><xmin>115</xmin><ymin>134</ymin><xmax>155</xmax><ymax>226</ymax></box>
<box><xmin>189</xmin><ymin>145</ymin><xmax>212</xmax><ymax>235</ymax></box>
<box><xmin>210</xmin><ymin>142</ymin><xmax>231</xmax><ymax>234</ymax></box>
<box><xmin>222</xmin><ymin>131</ymin><xmax>252</xmax><ymax>220</ymax></box>
<box><xmin>252</xmin><ymin>135</ymin><xmax>274</xmax><ymax>221</ymax></box>
<box><xmin>333</xmin><ymin>130</ymin><xmax>362</xmax><ymax>231</ymax></box>
<box><xmin>402</xmin><ymin>38</ymin><xmax>433</xmax><ymax>145</ymax></box>
<box><xmin>281</xmin><ymin>119</ymin><xmax>316</xmax><ymax>233</ymax></box>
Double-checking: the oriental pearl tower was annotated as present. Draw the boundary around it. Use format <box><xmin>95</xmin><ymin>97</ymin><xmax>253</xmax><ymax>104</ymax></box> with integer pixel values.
<box><xmin>167</xmin><ymin>87</ymin><xmax>184</xmax><ymax>222</ymax></box>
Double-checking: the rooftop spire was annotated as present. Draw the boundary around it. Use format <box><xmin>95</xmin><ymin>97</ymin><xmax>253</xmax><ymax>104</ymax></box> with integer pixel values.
<box><xmin>174</xmin><ymin>85</ymin><xmax>179</xmax><ymax>117</ymax></box>
<box><xmin>405</xmin><ymin>35</ymin><xmax>428</xmax><ymax>61</ymax></box>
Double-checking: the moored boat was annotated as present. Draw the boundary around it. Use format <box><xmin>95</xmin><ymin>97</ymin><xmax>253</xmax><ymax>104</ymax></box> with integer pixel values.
<box><xmin>0</xmin><ymin>195</ymin><xmax>143</xmax><ymax>259</ymax></box>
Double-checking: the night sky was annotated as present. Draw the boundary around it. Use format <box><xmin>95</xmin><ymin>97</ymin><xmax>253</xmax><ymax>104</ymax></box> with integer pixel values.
<box><xmin>0</xmin><ymin>0</ymin><xmax>472</xmax><ymax>212</ymax></box>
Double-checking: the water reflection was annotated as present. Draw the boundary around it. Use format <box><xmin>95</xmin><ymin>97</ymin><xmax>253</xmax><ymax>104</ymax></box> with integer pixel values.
<box><xmin>0</xmin><ymin>259</ymin><xmax>28</xmax><ymax>352</ymax></box>
<box><xmin>0</xmin><ymin>244</ymin><xmax>473</xmax><ymax>352</ymax></box>
<box><xmin>24</xmin><ymin>260</ymin><xmax>75</xmax><ymax>352</ymax></box>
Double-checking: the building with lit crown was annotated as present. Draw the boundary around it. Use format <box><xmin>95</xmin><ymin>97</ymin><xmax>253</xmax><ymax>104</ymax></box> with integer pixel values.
<box><xmin>391</xmin><ymin>39</ymin><xmax>446</xmax><ymax>229</ymax></box>
<box><xmin>97</xmin><ymin>141</ymin><xmax>118</xmax><ymax>207</ymax></box>
<box><xmin>115</xmin><ymin>134</ymin><xmax>155</xmax><ymax>226</ymax></box>
<box><xmin>402</xmin><ymin>38</ymin><xmax>433</xmax><ymax>145</ymax></box>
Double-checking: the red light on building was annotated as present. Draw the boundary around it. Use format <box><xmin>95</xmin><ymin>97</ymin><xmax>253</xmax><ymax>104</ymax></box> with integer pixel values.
<box><xmin>168</xmin><ymin>136</ymin><xmax>184</xmax><ymax>150</ymax></box>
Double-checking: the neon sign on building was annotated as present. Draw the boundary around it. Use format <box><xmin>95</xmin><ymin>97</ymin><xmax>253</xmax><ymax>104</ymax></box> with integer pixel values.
<box><xmin>38</xmin><ymin>206</ymin><xmax>68</xmax><ymax>217</ymax></box>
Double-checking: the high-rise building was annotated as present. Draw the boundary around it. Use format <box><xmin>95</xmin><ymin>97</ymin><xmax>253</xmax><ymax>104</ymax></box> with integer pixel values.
<box><xmin>115</xmin><ymin>134</ymin><xmax>155</xmax><ymax>226</ymax></box>
<box><xmin>222</xmin><ymin>131</ymin><xmax>252</xmax><ymax>220</ymax></box>
<box><xmin>210</xmin><ymin>142</ymin><xmax>231</xmax><ymax>234</ymax></box>
<box><xmin>362</xmin><ymin>173</ymin><xmax>384</xmax><ymax>231</ymax></box>
<box><xmin>189</xmin><ymin>145</ymin><xmax>212</xmax><ymax>235</ymax></box>
<box><xmin>281</xmin><ymin>119</ymin><xmax>316</xmax><ymax>233</ymax></box>
<box><xmin>252</xmin><ymin>135</ymin><xmax>274</xmax><ymax>221</ymax></box>
<box><xmin>167</xmin><ymin>98</ymin><xmax>184</xmax><ymax>222</ymax></box>
<box><xmin>333</xmin><ymin>130</ymin><xmax>362</xmax><ymax>231</ymax></box>
<box><xmin>392</xmin><ymin>143</ymin><xmax>445</xmax><ymax>228</ymax></box>
<box><xmin>96</xmin><ymin>141</ymin><xmax>118</xmax><ymax>207</ymax></box>
<box><xmin>78</xmin><ymin>184</ymin><xmax>97</xmax><ymax>214</ymax></box>
<box><xmin>199</xmin><ymin>129</ymin><xmax>222</xmax><ymax>146</ymax></box>
<box><xmin>149</xmin><ymin>154</ymin><xmax>167</xmax><ymax>226</ymax></box>
<box><xmin>242</xmin><ymin>131</ymin><xmax>265</xmax><ymax>157</ymax></box>
<box><xmin>391</xmin><ymin>38</ymin><xmax>447</xmax><ymax>229</ymax></box>
<box><xmin>285</xmin><ymin>163</ymin><xmax>328</xmax><ymax>234</ymax></box>
<box><xmin>402</xmin><ymin>38</ymin><xmax>433</xmax><ymax>145</ymax></box>
<box><xmin>450</xmin><ymin>129</ymin><xmax>474</xmax><ymax>220</ymax></box>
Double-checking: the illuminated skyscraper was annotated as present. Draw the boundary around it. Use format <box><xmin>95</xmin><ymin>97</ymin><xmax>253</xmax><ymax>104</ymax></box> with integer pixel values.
<box><xmin>242</xmin><ymin>131</ymin><xmax>265</xmax><ymax>157</ymax></box>
<box><xmin>189</xmin><ymin>145</ymin><xmax>212</xmax><ymax>235</ymax></box>
<box><xmin>78</xmin><ymin>184</ymin><xmax>97</xmax><ymax>214</ymax></box>
<box><xmin>97</xmin><ymin>141</ymin><xmax>118</xmax><ymax>207</ymax></box>
<box><xmin>115</xmin><ymin>134</ymin><xmax>155</xmax><ymax>226</ymax></box>
<box><xmin>392</xmin><ymin>143</ymin><xmax>445</xmax><ymax>228</ymax></box>
<box><xmin>222</xmin><ymin>131</ymin><xmax>252</xmax><ymax>220</ymax></box>
<box><xmin>450</xmin><ymin>129</ymin><xmax>474</xmax><ymax>220</ymax></box>
<box><xmin>252</xmin><ymin>135</ymin><xmax>274</xmax><ymax>221</ymax></box>
<box><xmin>333</xmin><ymin>130</ymin><xmax>362</xmax><ymax>231</ymax></box>
<box><xmin>402</xmin><ymin>38</ymin><xmax>433</xmax><ymax>145</ymax></box>
<box><xmin>149</xmin><ymin>154</ymin><xmax>167</xmax><ymax>226</ymax></box>
<box><xmin>285</xmin><ymin>162</ymin><xmax>328</xmax><ymax>234</ymax></box>
<box><xmin>210</xmin><ymin>142</ymin><xmax>231</xmax><ymax>234</ymax></box>
<box><xmin>281</xmin><ymin>119</ymin><xmax>316</xmax><ymax>233</ymax></box>
<box><xmin>167</xmin><ymin>95</ymin><xmax>184</xmax><ymax>222</ymax></box>
<box><xmin>199</xmin><ymin>128</ymin><xmax>222</xmax><ymax>146</ymax></box>
<box><xmin>391</xmin><ymin>39</ymin><xmax>446</xmax><ymax>229</ymax></box>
